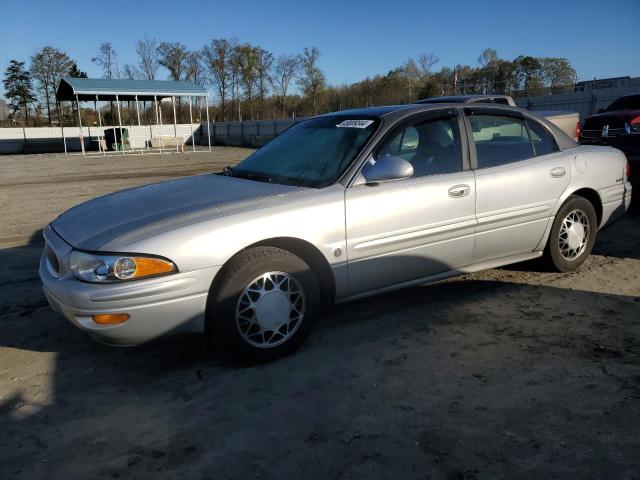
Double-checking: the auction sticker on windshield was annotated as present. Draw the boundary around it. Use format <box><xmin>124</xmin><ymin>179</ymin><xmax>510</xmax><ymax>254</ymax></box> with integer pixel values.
<box><xmin>336</xmin><ymin>120</ymin><xmax>375</xmax><ymax>128</ymax></box>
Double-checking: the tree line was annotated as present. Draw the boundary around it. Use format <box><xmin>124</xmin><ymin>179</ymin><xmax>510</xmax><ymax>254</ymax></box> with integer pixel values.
<box><xmin>2</xmin><ymin>41</ymin><xmax>577</xmax><ymax>127</ymax></box>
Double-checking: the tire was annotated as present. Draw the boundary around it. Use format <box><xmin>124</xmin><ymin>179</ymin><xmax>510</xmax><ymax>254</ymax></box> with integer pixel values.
<box><xmin>544</xmin><ymin>195</ymin><xmax>598</xmax><ymax>272</ymax></box>
<box><xmin>206</xmin><ymin>246</ymin><xmax>320</xmax><ymax>362</ymax></box>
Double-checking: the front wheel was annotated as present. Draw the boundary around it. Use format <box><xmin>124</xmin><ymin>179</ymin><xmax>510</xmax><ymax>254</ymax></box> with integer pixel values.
<box><xmin>206</xmin><ymin>247</ymin><xmax>320</xmax><ymax>362</ymax></box>
<box><xmin>544</xmin><ymin>195</ymin><xmax>598</xmax><ymax>272</ymax></box>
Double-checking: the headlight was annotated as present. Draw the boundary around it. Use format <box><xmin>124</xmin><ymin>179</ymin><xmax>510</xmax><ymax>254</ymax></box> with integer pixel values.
<box><xmin>68</xmin><ymin>250</ymin><xmax>177</xmax><ymax>283</ymax></box>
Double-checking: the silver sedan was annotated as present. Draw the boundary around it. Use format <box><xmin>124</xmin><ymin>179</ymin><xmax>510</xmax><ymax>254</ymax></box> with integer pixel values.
<box><xmin>40</xmin><ymin>104</ymin><xmax>632</xmax><ymax>361</ymax></box>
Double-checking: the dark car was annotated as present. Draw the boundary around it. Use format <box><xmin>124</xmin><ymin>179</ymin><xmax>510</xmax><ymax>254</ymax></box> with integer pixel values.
<box><xmin>415</xmin><ymin>94</ymin><xmax>515</xmax><ymax>106</ymax></box>
<box><xmin>579</xmin><ymin>94</ymin><xmax>640</xmax><ymax>163</ymax></box>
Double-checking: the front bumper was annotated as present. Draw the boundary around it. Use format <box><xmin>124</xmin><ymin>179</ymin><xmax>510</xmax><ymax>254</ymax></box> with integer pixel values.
<box><xmin>39</xmin><ymin>225</ymin><xmax>219</xmax><ymax>346</ymax></box>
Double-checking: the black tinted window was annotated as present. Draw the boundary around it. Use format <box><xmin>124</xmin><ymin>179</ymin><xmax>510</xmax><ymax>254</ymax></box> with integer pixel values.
<box><xmin>469</xmin><ymin>115</ymin><xmax>534</xmax><ymax>168</ymax></box>
<box><xmin>526</xmin><ymin>119</ymin><xmax>557</xmax><ymax>156</ymax></box>
<box><xmin>376</xmin><ymin>116</ymin><xmax>462</xmax><ymax>177</ymax></box>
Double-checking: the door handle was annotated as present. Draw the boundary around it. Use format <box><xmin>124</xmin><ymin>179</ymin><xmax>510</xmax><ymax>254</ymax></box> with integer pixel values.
<box><xmin>448</xmin><ymin>184</ymin><xmax>471</xmax><ymax>198</ymax></box>
<box><xmin>550</xmin><ymin>167</ymin><xmax>566</xmax><ymax>178</ymax></box>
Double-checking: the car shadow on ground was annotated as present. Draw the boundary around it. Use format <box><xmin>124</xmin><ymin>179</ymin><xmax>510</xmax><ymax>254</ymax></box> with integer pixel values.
<box><xmin>1</xmin><ymin>230</ymin><xmax>639</xmax><ymax>478</ymax></box>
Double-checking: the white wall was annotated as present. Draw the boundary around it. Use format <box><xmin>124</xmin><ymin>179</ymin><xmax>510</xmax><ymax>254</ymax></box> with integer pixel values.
<box><xmin>0</xmin><ymin>124</ymin><xmax>201</xmax><ymax>154</ymax></box>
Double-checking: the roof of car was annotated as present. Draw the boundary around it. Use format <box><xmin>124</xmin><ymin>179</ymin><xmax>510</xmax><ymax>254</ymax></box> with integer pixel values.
<box><xmin>415</xmin><ymin>94</ymin><xmax>511</xmax><ymax>104</ymax></box>
<box><xmin>318</xmin><ymin>104</ymin><xmax>418</xmax><ymax>117</ymax></box>
<box><xmin>318</xmin><ymin>102</ymin><xmax>577</xmax><ymax>151</ymax></box>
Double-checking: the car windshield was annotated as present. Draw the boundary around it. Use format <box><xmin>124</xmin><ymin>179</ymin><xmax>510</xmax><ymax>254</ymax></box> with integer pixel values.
<box><xmin>228</xmin><ymin>116</ymin><xmax>379</xmax><ymax>188</ymax></box>
<box><xmin>606</xmin><ymin>95</ymin><xmax>640</xmax><ymax>111</ymax></box>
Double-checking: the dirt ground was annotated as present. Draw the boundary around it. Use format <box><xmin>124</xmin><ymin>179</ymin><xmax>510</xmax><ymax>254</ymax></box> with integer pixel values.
<box><xmin>0</xmin><ymin>150</ymin><xmax>639</xmax><ymax>480</ymax></box>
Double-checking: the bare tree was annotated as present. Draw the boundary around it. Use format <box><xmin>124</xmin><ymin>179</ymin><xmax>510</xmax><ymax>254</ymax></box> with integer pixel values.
<box><xmin>185</xmin><ymin>51</ymin><xmax>205</xmax><ymax>85</ymax></box>
<box><xmin>229</xmin><ymin>41</ymin><xmax>243</xmax><ymax>120</ymax></box>
<box><xmin>122</xmin><ymin>64</ymin><xmax>139</xmax><ymax>80</ymax></box>
<box><xmin>31</xmin><ymin>46</ymin><xmax>74</xmax><ymax>125</ymax></box>
<box><xmin>297</xmin><ymin>47</ymin><xmax>325</xmax><ymax>115</ymax></box>
<box><xmin>157</xmin><ymin>42</ymin><xmax>189</xmax><ymax>81</ymax></box>
<box><xmin>541</xmin><ymin>57</ymin><xmax>576</xmax><ymax>92</ymax></box>
<box><xmin>237</xmin><ymin>44</ymin><xmax>259</xmax><ymax>120</ymax></box>
<box><xmin>478</xmin><ymin>48</ymin><xmax>498</xmax><ymax>68</ymax></box>
<box><xmin>417</xmin><ymin>52</ymin><xmax>439</xmax><ymax>78</ymax></box>
<box><xmin>269</xmin><ymin>54</ymin><xmax>299</xmax><ymax>116</ymax></box>
<box><xmin>92</xmin><ymin>42</ymin><xmax>120</xmax><ymax>79</ymax></box>
<box><xmin>255</xmin><ymin>48</ymin><xmax>274</xmax><ymax>119</ymax></box>
<box><xmin>201</xmin><ymin>39</ymin><xmax>233</xmax><ymax>121</ymax></box>
<box><xmin>136</xmin><ymin>36</ymin><xmax>159</xmax><ymax>80</ymax></box>
<box><xmin>402</xmin><ymin>58</ymin><xmax>421</xmax><ymax>101</ymax></box>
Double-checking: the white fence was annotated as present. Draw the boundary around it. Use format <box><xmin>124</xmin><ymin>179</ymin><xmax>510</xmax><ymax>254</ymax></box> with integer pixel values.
<box><xmin>0</xmin><ymin>124</ymin><xmax>204</xmax><ymax>154</ymax></box>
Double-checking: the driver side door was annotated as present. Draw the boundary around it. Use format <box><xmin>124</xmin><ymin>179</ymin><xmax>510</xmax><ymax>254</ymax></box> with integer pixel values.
<box><xmin>345</xmin><ymin>111</ymin><xmax>476</xmax><ymax>295</ymax></box>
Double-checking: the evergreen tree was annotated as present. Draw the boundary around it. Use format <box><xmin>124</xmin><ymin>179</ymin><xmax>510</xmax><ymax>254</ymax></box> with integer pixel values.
<box><xmin>3</xmin><ymin>60</ymin><xmax>37</xmax><ymax>124</ymax></box>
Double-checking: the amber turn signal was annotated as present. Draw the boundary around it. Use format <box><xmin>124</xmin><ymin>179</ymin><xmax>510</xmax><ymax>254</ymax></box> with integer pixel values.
<box><xmin>113</xmin><ymin>256</ymin><xmax>176</xmax><ymax>280</ymax></box>
<box><xmin>92</xmin><ymin>313</ymin><xmax>129</xmax><ymax>325</ymax></box>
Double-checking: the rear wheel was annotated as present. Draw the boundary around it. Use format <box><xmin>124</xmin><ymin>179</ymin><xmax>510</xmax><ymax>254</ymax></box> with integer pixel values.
<box><xmin>206</xmin><ymin>247</ymin><xmax>320</xmax><ymax>362</ymax></box>
<box><xmin>545</xmin><ymin>195</ymin><xmax>598</xmax><ymax>272</ymax></box>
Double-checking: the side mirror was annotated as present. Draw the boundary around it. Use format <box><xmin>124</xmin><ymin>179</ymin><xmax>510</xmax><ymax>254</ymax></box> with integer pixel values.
<box><xmin>597</xmin><ymin>108</ymin><xmax>605</xmax><ymax>114</ymax></box>
<box><xmin>358</xmin><ymin>155</ymin><xmax>414</xmax><ymax>185</ymax></box>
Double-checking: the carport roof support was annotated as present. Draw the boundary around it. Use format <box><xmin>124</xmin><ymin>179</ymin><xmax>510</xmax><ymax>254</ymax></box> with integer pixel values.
<box><xmin>56</xmin><ymin>77</ymin><xmax>208</xmax><ymax>102</ymax></box>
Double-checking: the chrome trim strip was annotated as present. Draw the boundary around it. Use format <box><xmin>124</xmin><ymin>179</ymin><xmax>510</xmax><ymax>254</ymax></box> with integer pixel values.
<box><xmin>353</xmin><ymin>217</ymin><xmax>477</xmax><ymax>252</ymax></box>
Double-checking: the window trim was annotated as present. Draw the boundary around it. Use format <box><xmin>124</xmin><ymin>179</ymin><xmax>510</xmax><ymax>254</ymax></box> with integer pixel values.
<box><xmin>464</xmin><ymin>110</ymin><xmax>538</xmax><ymax>170</ymax></box>
<box><xmin>524</xmin><ymin>118</ymin><xmax>559</xmax><ymax>156</ymax></box>
<box><xmin>463</xmin><ymin>107</ymin><xmax>562</xmax><ymax>169</ymax></box>
<box><xmin>348</xmin><ymin>109</ymin><xmax>469</xmax><ymax>186</ymax></box>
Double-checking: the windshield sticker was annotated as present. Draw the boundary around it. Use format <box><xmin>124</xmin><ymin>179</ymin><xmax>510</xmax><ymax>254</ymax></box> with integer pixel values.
<box><xmin>336</xmin><ymin>119</ymin><xmax>374</xmax><ymax>129</ymax></box>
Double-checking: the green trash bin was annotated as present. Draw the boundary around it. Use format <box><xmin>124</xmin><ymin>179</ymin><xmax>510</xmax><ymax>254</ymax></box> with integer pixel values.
<box><xmin>104</xmin><ymin>127</ymin><xmax>129</xmax><ymax>151</ymax></box>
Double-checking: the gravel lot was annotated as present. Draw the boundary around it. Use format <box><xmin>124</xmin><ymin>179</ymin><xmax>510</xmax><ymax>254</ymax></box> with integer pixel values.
<box><xmin>1</xmin><ymin>151</ymin><xmax>639</xmax><ymax>479</ymax></box>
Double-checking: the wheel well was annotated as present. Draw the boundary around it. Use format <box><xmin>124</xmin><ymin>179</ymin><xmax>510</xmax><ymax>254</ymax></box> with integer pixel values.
<box><xmin>571</xmin><ymin>188</ymin><xmax>603</xmax><ymax>226</ymax></box>
<box><xmin>211</xmin><ymin>237</ymin><xmax>336</xmax><ymax>306</ymax></box>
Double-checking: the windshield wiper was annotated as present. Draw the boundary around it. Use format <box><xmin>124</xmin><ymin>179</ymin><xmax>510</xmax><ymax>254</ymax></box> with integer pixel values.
<box><xmin>229</xmin><ymin>169</ymin><xmax>273</xmax><ymax>183</ymax></box>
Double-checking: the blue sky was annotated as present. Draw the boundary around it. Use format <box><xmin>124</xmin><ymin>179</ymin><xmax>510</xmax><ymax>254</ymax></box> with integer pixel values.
<box><xmin>1</xmin><ymin>0</ymin><xmax>638</xmax><ymax>95</ymax></box>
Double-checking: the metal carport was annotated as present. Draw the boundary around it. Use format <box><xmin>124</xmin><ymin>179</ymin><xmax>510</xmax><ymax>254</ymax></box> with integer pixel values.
<box><xmin>55</xmin><ymin>77</ymin><xmax>210</xmax><ymax>155</ymax></box>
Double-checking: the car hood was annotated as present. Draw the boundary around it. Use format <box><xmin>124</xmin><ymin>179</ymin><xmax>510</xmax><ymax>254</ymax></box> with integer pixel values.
<box><xmin>582</xmin><ymin>109</ymin><xmax>640</xmax><ymax>130</ymax></box>
<box><xmin>52</xmin><ymin>174</ymin><xmax>303</xmax><ymax>250</ymax></box>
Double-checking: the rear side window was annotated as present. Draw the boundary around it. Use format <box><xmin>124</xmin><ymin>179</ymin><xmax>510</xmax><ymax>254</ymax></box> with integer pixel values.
<box><xmin>526</xmin><ymin>119</ymin><xmax>557</xmax><ymax>156</ymax></box>
<box><xmin>469</xmin><ymin>115</ymin><xmax>534</xmax><ymax>168</ymax></box>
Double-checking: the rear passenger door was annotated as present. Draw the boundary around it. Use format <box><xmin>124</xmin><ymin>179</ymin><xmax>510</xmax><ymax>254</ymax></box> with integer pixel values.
<box><xmin>465</xmin><ymin>109</ymin><xmax>571</xmax><ymax>261</ymax></box>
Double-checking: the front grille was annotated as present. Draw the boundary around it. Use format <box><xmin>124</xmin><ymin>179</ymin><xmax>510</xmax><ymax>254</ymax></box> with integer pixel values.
<box><xmin>581</xmin><ymin>128</ymin><xmax>626</xmax><ymax>139</ymax></box>
<box><xmin>45</xmin><ymin>245</ymin><xmax>60</xmax><ymax>275</ymax></box>
<box><xmin>582</xmin><ymin>118</ymin><xmax>626</xmax><ymax>130</ymax></box>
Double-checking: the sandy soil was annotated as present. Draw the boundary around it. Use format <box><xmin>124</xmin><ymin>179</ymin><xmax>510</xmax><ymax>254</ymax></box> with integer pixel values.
<box><xmin>0</xmin><ymin>151</ymin><xmax>639</xmax><ymax>479</ymax></box>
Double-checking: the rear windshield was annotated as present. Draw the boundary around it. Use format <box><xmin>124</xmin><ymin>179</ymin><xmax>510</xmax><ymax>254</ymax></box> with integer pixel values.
<box><xmin>230</xmin><ymin>116</ymin><xmax>379</xmax><ymax>188</ymax></box>
<box><xmin>606</xmin><ymin>95</ymin><xmax>640</xmax><ymax>111</ymax></box>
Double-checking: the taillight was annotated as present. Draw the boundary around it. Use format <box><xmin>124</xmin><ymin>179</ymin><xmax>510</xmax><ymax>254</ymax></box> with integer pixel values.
<box><xmin>575</xmin><ymin>121</ymin><xmax>581</xmax><ymax>140</ymax></box>
<box><xmin>626</xmin><ymin>159</ymin><xmax>631</xmax><ymax>180</ymax></box>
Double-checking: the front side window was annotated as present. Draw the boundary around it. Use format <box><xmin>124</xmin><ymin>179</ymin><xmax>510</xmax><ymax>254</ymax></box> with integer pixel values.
<box><xmin>376</xmin><ymin>116</ymin><xmax>462</xmax><ymax>177</ymax></box>
<box><xmin>469</xmin><ymin>115</ymin><xmax>534</xmax><ymax>168</ymax></box>
<box><xmin>231</xmin><ymin>116</ymin><xmax>379</xmax><ymax>188</ymax></box>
